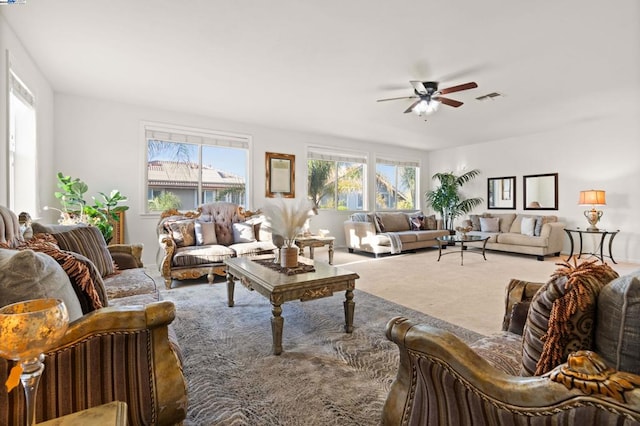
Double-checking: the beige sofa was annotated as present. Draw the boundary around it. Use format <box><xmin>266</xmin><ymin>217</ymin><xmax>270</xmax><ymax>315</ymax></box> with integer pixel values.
<box><xmin>383</xmin><ymin>264</ymin><xmax>640</xmax><ymax>425</ymax></box>
<box><xmin>0</xmin><ymin>205</ymin><xmax>187</xmax><ymax>425</ymax></box>
<box><xmin>344</xmin><ymin>211</ymin><xmax>449</xmax><ymax>256</ymax></box>
<box><xmin>157</xmin><ymin>202</ymin><xmax>276</xmax><ymax>288</ymax></box>
<box><xmin>461</xmin><ymin>212</ymin><xmax>565</xmax><ymax>261</ymax></box>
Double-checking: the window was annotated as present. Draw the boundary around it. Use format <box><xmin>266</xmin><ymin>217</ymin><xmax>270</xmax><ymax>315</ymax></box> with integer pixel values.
<box><xmin>307</xmin><ymin>148</ymin><xmax>366</xmax><ymax>211</ymax></box>
<box><xmin>8</xmin><ymin>69</ymin><xmax>37</xmax><ymax>215</ymax></box>
<box><xmin>375</xmin><ymin>158</ymin><xmax>419</xmax><ymax>210</ymax></box>
<box><xmin>144</xmin><ymin>124</ymin><xmax>249</xmax><ymax>212</ymax></box>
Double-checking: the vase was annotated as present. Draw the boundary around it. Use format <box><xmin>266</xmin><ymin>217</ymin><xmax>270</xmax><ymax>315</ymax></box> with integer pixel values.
<box><xmin>280</xmin><ymin>246</ymin><xmax>298</xmax><ymax>268</ymax></box>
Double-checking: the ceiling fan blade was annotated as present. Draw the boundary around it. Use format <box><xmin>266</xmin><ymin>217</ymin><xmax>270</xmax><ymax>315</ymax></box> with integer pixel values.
<box><xmin>410</xmin><ymin>80</ymin><xmax>428</xmax><ymax>95</ymax></box>
<box><xmin>376</xmin><ymin>95</ymin><xmax>418</xmax><ymax>102</ymax></box>
<box><xmin>439</xmin><ymin>82</ymin><xmax>478</xmax><ymax>95</ymax></box>
<box><xmin>404</xmin><ymin>100</ymin><xmax>421</xmax><ymax>113</ymax></box>
<box><xmin>435</xmin><ymin>96</ymin><xmax>463</xmax><ymax>108</ymax></box>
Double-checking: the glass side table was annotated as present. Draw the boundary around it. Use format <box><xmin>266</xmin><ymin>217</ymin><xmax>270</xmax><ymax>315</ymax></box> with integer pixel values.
<box><xmin>564</xmin><ymin>228</ymin><xmax>619</xmax><ymax>264</ymax></box>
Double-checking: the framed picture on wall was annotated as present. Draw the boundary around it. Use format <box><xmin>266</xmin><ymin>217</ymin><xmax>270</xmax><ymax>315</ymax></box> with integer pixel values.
<box><xmin>266</xmin><ymin>152</ymin><xmax>295</xmax><ymax>198</ymax></box>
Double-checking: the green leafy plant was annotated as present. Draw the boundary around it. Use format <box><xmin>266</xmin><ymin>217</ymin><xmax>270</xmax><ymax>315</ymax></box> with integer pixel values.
<box><xmin>148</xmin><ymin>191</ymin><xmax>182</xmax><ymax>211</ymax></box>
<box><xmin>425</xmin><ymin>169</ymin><xmax>483</xmax><ymax>231</ymax></box>
<box><xmin>52</xmin><ymin>172</ymin><xmax>129</xmax><ymax>243</ymax></box>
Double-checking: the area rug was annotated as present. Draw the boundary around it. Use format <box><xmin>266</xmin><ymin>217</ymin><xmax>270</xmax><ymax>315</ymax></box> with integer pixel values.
<box><xmin>160</xmin><ymin>283</ymin><xmax>483</xmax><ymax>426</ymax></box>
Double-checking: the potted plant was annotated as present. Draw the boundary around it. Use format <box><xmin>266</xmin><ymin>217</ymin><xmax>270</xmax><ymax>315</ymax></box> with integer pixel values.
<box><xmin>51</xmin><ymin>172</ymin><xmax>128</xmax><ymax>243</ymax></box>
<box><xmin>425</xmin><ymin>169</ymin><xmax>483</xmax><ymax>232</ymax></box>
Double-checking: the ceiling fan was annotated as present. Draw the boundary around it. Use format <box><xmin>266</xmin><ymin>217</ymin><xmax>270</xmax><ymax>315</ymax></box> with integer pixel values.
<box><xmin>377</xmin><ymin>81</ymin><xmax>478</xmax><ymax>116</ymax></box>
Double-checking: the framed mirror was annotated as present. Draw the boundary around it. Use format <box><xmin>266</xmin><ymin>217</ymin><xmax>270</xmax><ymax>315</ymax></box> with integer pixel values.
<box><xmin>487</xmin><ymin>176</ymin><xmax>516</xmax><ymax>209</ymax></box>
<box><xmin>266</xmin><ymin>152</ymin><xmax>295</xmax><ymax>198</ymax></box>
<box><xmin>523</xmin><ymin>173</ymin><xmax>558</xmax><ymax>210</ymax></box>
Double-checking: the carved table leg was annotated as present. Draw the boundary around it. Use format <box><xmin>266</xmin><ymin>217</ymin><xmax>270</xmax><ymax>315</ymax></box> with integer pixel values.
<box><xmin>344</xmin><ymin>289</ymin><xmax>355</xmax><ymax>333</ymax></box>
<box><xmin>226</xmin><ymin>272</ymin><xmax>235</xmax><ymax>307</ymax></box>
<box><xmin>309</xmin><ymin>246</ymin><xmax>315</xmax><ymax>259</ymax></box>
<box><xmin>271</xmin><ymin>303</ymin><xmax>284</xmax><ymax>355</ymax></box>
<box><xmin>328</xmin><ymin>241</ymin><xmax>334</xmax><ymax>265</ymax></box>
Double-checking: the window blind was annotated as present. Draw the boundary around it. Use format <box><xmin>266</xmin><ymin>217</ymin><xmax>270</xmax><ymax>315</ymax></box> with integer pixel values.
<box><xmin>145</xmin><ymin>126</ymin><xmax>249</xmax><ymax>149</ymax></box>
<box><xmin>307</xmin><ymin>147</ymin><xmax>367</xmax><ymax>164</ymax></box>
<box><xmin>9</xmin><ymin>71</ymin><xmax>35</xmax><ymax>107</ymax></box>
<box><xmin>376</xmin><ymin>157</ymin><xmax>419</xmax><ymax>168</ymax></box>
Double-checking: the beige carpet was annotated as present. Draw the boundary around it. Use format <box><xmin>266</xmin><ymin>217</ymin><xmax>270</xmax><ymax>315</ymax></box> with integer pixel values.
<box><xmin>167</xmin><ymin>246</ymin><xmax>639</xmax><ymax>336</ymax></box>
<box><xmin>301</xmin><ymin>247</ymin><xmax>640</xmax><ymax>336</ymax></box>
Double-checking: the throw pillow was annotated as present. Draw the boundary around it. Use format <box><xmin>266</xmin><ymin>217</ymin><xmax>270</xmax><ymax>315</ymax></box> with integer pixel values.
<box><xmin>232</xmin><ymin>222</ymin><xmax>256</xmax><ymax>243</ymax></box>
<box><xmin>520</xmin><ymin>260</ymin><xmax>619</xmax><ymax>376</ymax></box>
<box><xmin>594</xmin><ymin>270</ymin><xmax>640</xmax><ymax>374</ymax></box>
<box><xmin>53</xmin><ymin>226</ymin><xmax>117</xmax><ymax>278</ymax></box>
<box><xmin>409</xmin><ymin>216</ymin><xmax>423</xmax><ymax>231</ymax></box>
<box><xmin>167</xmin><ymin>220</ymin><xmax>196</xmax><ymax>248</ymax></box>
<box><xmin>507</xmin><ymin>301</ymin><xmax>531</xmax><ymax>335</ymax></box>
<box><xmin>424</xmin><ymin>214</ymin><xmax>437</xmax><ymax>230</ymax></box>
<box><xmin>0</xmin><ymin>248</ymin><xmax>83</xmax><ymax>321</ymax></box>
<box><xmin>521</xmin><ymin>217</ymin><xmax>535</xmax><ymax>236</ymax></box>
<box><xmin>479</xmin><ymin>217</ymin><xmax>500</xmax><ymax>233</ymax></box>
<box><xmin>10</xmin><ymin>234</ymin><xmax>107</xmax><ymax>313</ymax></box>
<box><xmin>534</xmin><ymin>216</ymin><xmax>543</xmax><ymax>236</ymax></box>
<box><xmin>469</xmin><ymin>214</ymin><xmax>482</xmax><ymax>231</ymax></box>
<box><xmin>195</xmin><ymin>221</ymin><xmax>218</xmax><ymax>246</ymax></box>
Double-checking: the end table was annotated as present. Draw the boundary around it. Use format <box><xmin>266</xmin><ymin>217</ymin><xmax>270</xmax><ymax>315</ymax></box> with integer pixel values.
<box><xmin>294</xmin><ymin>235</ymin><xmax>335</xmax><ymax>264</ymax></box>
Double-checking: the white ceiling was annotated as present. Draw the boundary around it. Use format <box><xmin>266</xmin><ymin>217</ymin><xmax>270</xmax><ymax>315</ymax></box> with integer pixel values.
<box><xmin>2</xmin><ymin>0</ymin><xmax>639</xmax><ymax>150</ymax></box>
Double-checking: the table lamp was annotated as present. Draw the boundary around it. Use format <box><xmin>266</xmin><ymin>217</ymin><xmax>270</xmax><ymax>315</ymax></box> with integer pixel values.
<box><xmin>579</xmin><ymin>190</ymin><xmax>606</xmax><ymax>231</ymax></box>
<box><xmin>0</xmin><ymin>299</ymin><xmax>69</xmax><ymax>426</ymax></box>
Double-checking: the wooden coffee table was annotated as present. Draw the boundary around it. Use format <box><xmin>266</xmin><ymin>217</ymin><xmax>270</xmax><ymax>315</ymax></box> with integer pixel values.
<box><xmin>224</xmin><ymin>256</ymin><xmax>359</xmax><ymax>355</ymax></box>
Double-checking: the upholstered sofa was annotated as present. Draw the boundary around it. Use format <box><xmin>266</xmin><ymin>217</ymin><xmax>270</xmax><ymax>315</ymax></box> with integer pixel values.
<box><xmin>0</xmin><ymin>205</ymin><xmax>188</xmax><ymax>425</ymax></box>
<box><xmin>344</xmin><ymin>211</ymin><xmax>449</xmax><ymax>256</ymax></box>
<box><xmin>382</xmin><ymin>261</ymin><xmax>640</xmax><ymax>425</ymax></box>
<box><xmin>461</xmin><ymin>212</ymin><xmax>566</xmax><ymax>260</ymax></box>
<box><xmin>157</xmin><ymin>202</ymin><xmax>276</xmax><ymax>289</ymax></box>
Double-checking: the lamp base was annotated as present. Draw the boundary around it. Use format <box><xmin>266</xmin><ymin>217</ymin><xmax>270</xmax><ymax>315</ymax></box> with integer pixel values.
<box><xmin>584</xmin><ymin>208</ymin><xmax>603</xmax><ymax>232</ymax></box>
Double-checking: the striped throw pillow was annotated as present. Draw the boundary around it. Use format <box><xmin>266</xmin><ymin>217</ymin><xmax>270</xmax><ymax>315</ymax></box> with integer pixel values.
<box><xmin>53</xmin><ymin>226</ymin><xmax>116</xmax><ymax>278</ymax></box>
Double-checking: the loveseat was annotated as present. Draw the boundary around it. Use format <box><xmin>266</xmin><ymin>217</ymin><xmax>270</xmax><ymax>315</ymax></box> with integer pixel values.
<box><xmin>157</xmin><ymin>202</ymin><xmax>276</xmax><ymax>289</ymax></box>
<box><xmin>382</xmin><ymin>261</ymin><xmax>640</xmax><ymax>425</ymax></box>
<box><xmin>0</xmin><ymin>205</ymin><xmax>188</xmax><ymax>425</ymax></box>
<box><xmin>344</xmin><ymin>211</ymin><xmax>449</xmax><ymax>256</ymax></box>
<box><xmin>461</xmin><ymin>212</ymin><xmax>566</xmax><ymax>260</ymax></box>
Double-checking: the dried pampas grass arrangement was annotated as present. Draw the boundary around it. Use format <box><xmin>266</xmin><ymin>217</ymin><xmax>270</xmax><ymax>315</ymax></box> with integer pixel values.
<box><xmin>263</xmin><ymin>196</ymin><xmax>315</xmax><ymax>248</ymax></box>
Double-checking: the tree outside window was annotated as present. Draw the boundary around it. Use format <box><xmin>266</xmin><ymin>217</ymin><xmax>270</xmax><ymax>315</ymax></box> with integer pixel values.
<box><xmin>375</xmin><ymin>161</ymin><xmax>418</xmax><ymax>210</ymax></box>
<box><xmin>307</xmin><ymin>153</ymin><xmax>366</xmax><ymax>211</ymax></box>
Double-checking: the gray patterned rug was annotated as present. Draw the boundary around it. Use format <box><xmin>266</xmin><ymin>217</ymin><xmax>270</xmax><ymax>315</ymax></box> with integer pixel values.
<box><xmin>160</xmin><ymin>282</ymin><xmax>483</xmax><ymax>426</ymax></box>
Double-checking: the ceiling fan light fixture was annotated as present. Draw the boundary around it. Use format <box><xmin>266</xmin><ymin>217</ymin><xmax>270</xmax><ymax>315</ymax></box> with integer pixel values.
<box><xmin>413</xmin><ymin>99</ymin><xmax>438</xmax><ymax>116</ymax></box>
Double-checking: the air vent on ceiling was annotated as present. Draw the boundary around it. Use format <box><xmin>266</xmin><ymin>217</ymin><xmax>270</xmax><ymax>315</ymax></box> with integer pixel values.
<box><xmin>475</xmin><ymin>92</ymin><xmax>503</xmax><ymax>101</ymax></box>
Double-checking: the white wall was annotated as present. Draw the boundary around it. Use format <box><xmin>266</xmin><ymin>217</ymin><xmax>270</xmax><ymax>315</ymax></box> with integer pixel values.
<box><xmin>0</xmin><ymin>15</ymin><xmax>55</xmax><ymax>210</ymax></box>
<box><xmin>52</xmin><ymin>94</ymin><xmax>430</xmax><ymax>265</ymax></box>
<box><xmin>428</xmin><ymin>114</ymin><xmax>640</xmax><ymax>263</ymax></box>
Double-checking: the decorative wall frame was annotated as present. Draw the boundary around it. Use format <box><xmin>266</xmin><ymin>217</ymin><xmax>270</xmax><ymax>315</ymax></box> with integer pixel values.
<box><xmin>487</xmin><ymin>176</ymin><xmax>516</xmax><ymax>209</ymax></box>
<box><xmin>523</xmin><ymin>173</ymin><xmax>558</xmax><ymax>210</ymax></box>
<box><xmin>266</xmin><ymin>152</ymin><xmax>295</xmax><ymax>198</ymax></box>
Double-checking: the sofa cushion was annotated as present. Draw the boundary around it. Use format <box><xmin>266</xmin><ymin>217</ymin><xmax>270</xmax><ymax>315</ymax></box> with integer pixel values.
<box><xmin>167</xmin><ymin>220</ymin><xmax>196</xmax><ymax>248</ymax></box>
<box><xmin>480</xmin><ymin>217</ymin><xmax>500</xmax><ymax>232</ymax></box>
<box><xmin>595</xmin><ymin>270</ymin><xmax>640</xmax><ymax>374</ymax></box>
<box><xmin>467</xmin><ymin>231</ymin><xmax>499</xmax><ymax>243</ymax></box>
<box><xmin>230</xmin><ymin>241</ymin><xmax>276</xmax><ymax>257</ymax></box>
<box><xmin>520</xmin><ymin>217</ymin><xmax>535</xmax><ymax>236</ymax></box>
<box><xmin>378</xmin><ymin>213</ymin><xmax>410</xmax><ymax>232</ymax></box>
<box><xmin>232</xmin><ymin>222</ymin><xmax>256</xmax><ymax>243</ymax></box>
<box><xmin>469</xmin><ymin>214</ymin><xmax>482</xmax><ymax>231</ymax></box>
<box><xmin>195</xmin><ymin>221</ymin><xmax>217</xmax><ymax>246</ymax></box>
<box><xmin>53</xmin><ymin>226</ymin><xmax>117</xmax><ymax>278</ymax></box>
<box><xmin>520</xmin><ymin>261</ymin><xmax>618</xmax><ymax>376</ymax></box>
<box><xmin>172</xmin><ymin>245</ymin><xmax>235</xmax><ymax>267</ymax></box>
<box><xmin>0</xmin><ymin>248</ymin><xmax>83</xmax><ymax>321</ymax></box>
<box><xmin>104</xmin><ymin>268</ymin><xmax>158</xmax><ymax>300</ymax></box>
<box><xmin>496</xmin><ymin>233</ymin><xmax>547</xmax><ymax>247</ymax></box>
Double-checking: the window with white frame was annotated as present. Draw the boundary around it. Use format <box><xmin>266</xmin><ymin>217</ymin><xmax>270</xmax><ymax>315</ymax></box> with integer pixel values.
<box><xmin>307</xmin><ymin>148</ymin><xmax>366</xmax><ymax>211</ymax></box>
<box><xmin>8</xmin><ymin>69</ymin><xmax>37</xmax><ymax>215</ymax></box>
<box><xmin>375</xmin><ymin>158</ymin><xmax>419</xmax><ymax>210</ymax></box>
<box><xmin>144</xmin><ymin>124</ymin><xmax>250</xmax><ymax>212</ymax></box>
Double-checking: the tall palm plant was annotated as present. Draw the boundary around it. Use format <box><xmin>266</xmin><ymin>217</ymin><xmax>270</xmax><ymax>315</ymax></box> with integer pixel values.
<box><xmin>425</xmin><ymin>169</ymin><xmax>483</xmax><ymax>231</ymax></box>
